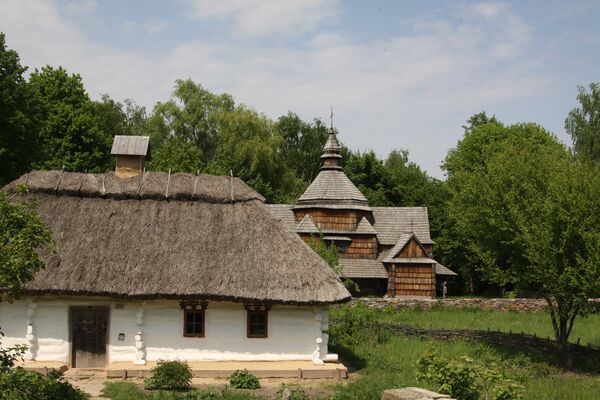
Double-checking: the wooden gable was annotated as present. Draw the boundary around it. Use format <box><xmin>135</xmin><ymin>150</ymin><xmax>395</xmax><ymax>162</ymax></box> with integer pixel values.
<box><xmin>397</xmin><ymin>237</ymin><xmax>430</xmax><ymax>258</ymax></box>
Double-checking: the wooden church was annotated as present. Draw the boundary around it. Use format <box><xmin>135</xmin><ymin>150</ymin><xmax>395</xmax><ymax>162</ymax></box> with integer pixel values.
<box><xmin>270</xmin><ymin>128</ymin><xmax>456</xmax><ymax>298</ymax></box>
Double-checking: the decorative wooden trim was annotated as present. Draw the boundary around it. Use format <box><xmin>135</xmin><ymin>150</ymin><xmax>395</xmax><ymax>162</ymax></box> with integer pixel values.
<box><xmin>179</xmin><ymin>300</ymin><xmax>208</xmax><ymax>311</ymax></box>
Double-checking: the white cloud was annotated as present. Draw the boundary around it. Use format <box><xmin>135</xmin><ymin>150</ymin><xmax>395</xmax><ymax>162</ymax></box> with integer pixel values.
<box><xmin>0</xmin><ymin>0</ymin><xmax>554</xmax><ymax>177</ymax></box>
<box><xmin>182</xmin><ymin>0</ymin><xmax>339</xmax><ymax>37</ymax></box>
<box><xmin>64</xmin><ymin>0</ymin><xmax>98</xmax><ymax>15</ymax></box>
<box><xmin>145</xmin><ymin>18</ymin><xmax>168</xmax><ymax>34</ymax></box>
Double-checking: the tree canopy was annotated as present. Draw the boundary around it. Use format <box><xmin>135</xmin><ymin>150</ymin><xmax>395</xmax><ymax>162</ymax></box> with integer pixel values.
<box><xmin>0</xmin><ymin>33</ymin><xmax>38</xmax><ymax>186</ymax></box>
<box><xmin>565</xmin><ymin>83</ymin><xmax>600</xmax><ymax>163</ymax></box>
<box><xmin>445</xmin><ymin>122</ymin><xmax>600</xmax><ymax>363</ymax></box>
<box><xmin>0</xmin><ymin>189</ymin><xmax>53</xmax><ymax>302</ymax></box>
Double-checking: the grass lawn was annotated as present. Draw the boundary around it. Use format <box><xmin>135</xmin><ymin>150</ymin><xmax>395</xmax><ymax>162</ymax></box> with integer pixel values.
<box><xmin>329</xmin><ymin>304</ymin><xmax>600</xmax><ymax>400</ymax></box>
<box><xmin>375</xmin><ymin>306</ymin><xmax>600</xmax><ymax>347</ymax></box>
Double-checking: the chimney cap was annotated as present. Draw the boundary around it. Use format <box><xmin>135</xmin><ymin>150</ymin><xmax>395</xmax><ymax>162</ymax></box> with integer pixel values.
<box><xmin>111</xmin><ymin>135</ymin><xmax>151</xmax><ymax>157</ymax></box>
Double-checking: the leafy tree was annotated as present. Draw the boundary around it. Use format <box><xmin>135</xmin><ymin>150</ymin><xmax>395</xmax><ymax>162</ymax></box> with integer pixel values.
<box><xmin>276</xmin><ymin>112</ymin><xmax>329</xmax><ymax>183</ymax></box>
<box><xmin>149</xmin><ymin>79</ymin><xmax>234</xmax><ymax>160</ymax></box>
<box><xmin>344</xmin><ymin>150</ymin><xmax>390</xmax><ymax>206</ymax></box>
<box><xmin>92</xmin><ymin>94</ymin><xmax>128</xmax><ymax>138</ymax></box>
<box><xmin>207</xmin><ymin>106</ymin><xmax>303</xmax><ymax>203</ymax></box>
<box><xmin>0</xmin><ymin>189</ymin><xmax>53</xmax><ymax>302</ymax></box>
<box><xmin>565</xmin><ymin>83</ymin><xmax>600</xmax><ymax>162</ymax></box>
<box><xmin>122</xmin><ymin>98</ymin><xmax>148</xmax><ymax>136</ymax></box>
<box><xmin>146</xmin><ymin>136</ymin><xmax>202</xmax><ymax>173</ymax></box>
<box><xmin>0</xmin><ymin>33</ymin><xmax>39</xmax><ymax>186</ymax></box>
<box><xmin>462</xmin><ymin>111</ymin><xmax>500</xmax><ymax>134</ymax></box>
<box><xmin>442</xmin><ymin>119</ymin><xmax>564</xmax><ymax>293</ymax></box>
<box><xmin>0</xmin><ymin>187</ymin><xmax>53</xmax><ymax>376</ymax></box>
<box><xmin>29</xmin><ymin>66</ymin><xmax>112</xmax><ymax>172</ymax></box>
<box><xmin>448</xmin><ymin>135</ymin><xmax>600</xmax><ymax>365</ymax></box>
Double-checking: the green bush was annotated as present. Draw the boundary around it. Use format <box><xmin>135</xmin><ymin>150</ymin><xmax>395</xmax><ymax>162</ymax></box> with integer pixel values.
<box><xmin>417</xmin><ymin>352</ymin><xmax>522</xmax><ymax>400</ymax></box>
<box><xmin>0</xmin><ymin>368</ymin><xmax>86</xmax><ymax>400</ymax></box>
<box><xmin>229</xmin><ymin>369</ymin><xmax>260</xmax><ymax>389</ymax></box>
<box><xmin>144</xmin><ymin>360</ymin><xmax>192</xmax><ymax>391</ymax></box>
<box><xmin>329</xmin><ymin>303</ymin><xmax>389</xmax><ymax>350</ymax></box>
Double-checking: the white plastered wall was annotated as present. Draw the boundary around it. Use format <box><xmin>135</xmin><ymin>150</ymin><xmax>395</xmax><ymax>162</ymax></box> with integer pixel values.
<box><xmin>0</xmin><ymin>296</ymin><xmax>331</xmax><ymax>364</ymax></box>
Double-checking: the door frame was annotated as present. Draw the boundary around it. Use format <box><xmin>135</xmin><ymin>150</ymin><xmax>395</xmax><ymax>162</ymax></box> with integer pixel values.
<box><xmin>68</xmin><ymin>305</ymin><xmax>111</xmax><ymax>368</ymax></box>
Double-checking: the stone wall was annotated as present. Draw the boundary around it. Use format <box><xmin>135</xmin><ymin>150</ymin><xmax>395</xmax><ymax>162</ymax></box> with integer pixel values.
<box><xmin>356</xmin><ymin>297</ymin><xmax>600</xmax><ymax>313</ymax></box>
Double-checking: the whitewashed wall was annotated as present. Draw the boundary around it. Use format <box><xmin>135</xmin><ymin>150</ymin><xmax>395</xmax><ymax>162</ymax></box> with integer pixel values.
<box><xmin>0</xmin><ymin>296</ymin><xmax>331</xmax><ymax>364</ymax></box>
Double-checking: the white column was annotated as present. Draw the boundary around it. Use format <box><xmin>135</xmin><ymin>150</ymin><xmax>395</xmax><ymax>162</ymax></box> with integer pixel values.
<box><xmin>319</xmin><ymin>308</ymin><xmax>329</xmax><ymax>358</ymax></box>
<box><xmin>312</xmin><ymin>306</ymin><xmax>324</xmax><ymax>365</ymax></box>
<box><xmin>25</xmin><ymin>299</ymin><xmax>38</xmax><ymax>361</ymax></box>
<box><xmin>133</xmin><ymin>302</ymin><xmax>146</xmax><ymax>365</ymax></box>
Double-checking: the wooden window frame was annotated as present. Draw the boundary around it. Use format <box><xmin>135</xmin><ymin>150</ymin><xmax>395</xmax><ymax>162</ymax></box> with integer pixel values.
<box><xmin>245</xmin><ymin>305</ymin><xmax>270</xmax><ymax>338</ymax></box>
<box><xmin>180</xmin><ymin>301</ymin><xmax>207</xmax><ymax>338</ymax></box>
<box><xmin>183</xmin><ymin>309</ymin><xmax>205</xmax><ymax>338</ymax></box>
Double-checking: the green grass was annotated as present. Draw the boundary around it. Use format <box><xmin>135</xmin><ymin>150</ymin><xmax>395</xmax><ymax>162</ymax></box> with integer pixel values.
<box><xmin>101</xmin><ymin>381</ymin><xmax>263</xmax><ymax>400</ymax></box>
<box><xmin>374</xmin><ymin>306</ymin><xmax>600</xmax><ymax>347</ymax></box>
<box><xmin>329</xmin><ymin>304</ymin><xmax>600</xmax><ymax>400</ymax></box>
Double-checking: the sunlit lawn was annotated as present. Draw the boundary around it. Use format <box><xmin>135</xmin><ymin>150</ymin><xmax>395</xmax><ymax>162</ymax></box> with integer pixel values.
<box><xmin>375</xmin><ymin>306</ymin><xmax>600</xmax><ymax>347</ymax></box>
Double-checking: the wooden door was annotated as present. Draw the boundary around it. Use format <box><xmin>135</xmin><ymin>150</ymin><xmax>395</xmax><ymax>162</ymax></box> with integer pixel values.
<box><xmin>70</xmin><ymin>307</ymin><xmax>109</xmax><ymax>368</ymax></box>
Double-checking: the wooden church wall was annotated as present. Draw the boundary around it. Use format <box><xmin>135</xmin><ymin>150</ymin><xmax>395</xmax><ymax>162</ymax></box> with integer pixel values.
<box><xmin>387</xmin><ymin>263</ymin><xmax>436</xmax><ymax>298</ymax></box>
<box><xmin>343</xmin><ymin>236</ymin><xmax>377</xmax><ymax>259</ymax></box>
<box><xmin>294</xmin><ymin>209</ymin><xmax>367</xmax><ymax>231</ymax></box>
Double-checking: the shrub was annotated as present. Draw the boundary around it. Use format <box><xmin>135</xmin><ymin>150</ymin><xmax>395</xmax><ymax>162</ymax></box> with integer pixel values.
<box><xmin>0</xmin><ymin>342</ymin><xmax>27</xmax><ymax>373</ymax></box>
<box><xmin>0</xmin><ymin>368</ymin><xmax>86</xmax><ymax>400</ymax></box>
<box><xmin>144</xmin><ymin>360</ymin><xmax>192</xmax><ymax>391</ymax></box>
<box><xmin>329</xmin><ymin>303</ymin><xmax>389</xmax><ymax>350</ymax></box>
<box><xmin>229</xmin><ymin>369</ymin><xmax>260</xmax><ymax>389</ymax></box>
<box><xmin>417</xmin><ymin>352</ymin><xmax>523</xmax><ymax>400</ymax></box>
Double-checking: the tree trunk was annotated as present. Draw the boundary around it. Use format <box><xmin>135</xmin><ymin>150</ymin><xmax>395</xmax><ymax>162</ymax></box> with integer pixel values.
<box><xmin>558</xmin><ymin>316</ymin><xmax>573</xmax><ymax>370</ymax></box>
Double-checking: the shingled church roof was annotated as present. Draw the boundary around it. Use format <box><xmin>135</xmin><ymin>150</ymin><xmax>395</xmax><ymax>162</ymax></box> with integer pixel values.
<box><xmin>294</xmin><ymin>128</ymin><xmax>370</xmax><ymax>211</ymax></box>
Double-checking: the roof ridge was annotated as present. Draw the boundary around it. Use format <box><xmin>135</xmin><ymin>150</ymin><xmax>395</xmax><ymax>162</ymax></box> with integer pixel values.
<box><xmin>4</xmin><ymin>170</ymin><xmax>265</xmax><ymax>204</ymax></box>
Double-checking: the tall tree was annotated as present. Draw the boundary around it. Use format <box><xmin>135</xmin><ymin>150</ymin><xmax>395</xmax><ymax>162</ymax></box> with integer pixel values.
<box><xmin>442</xmin><ymin>118</ymin><xmax>563</xmax><ymax>293</ymax></box>
<box><xmin>29</xmin><ymin>66</ymin><xmax>112</xmax><ymax>172</ymax></box>
<box><xmin>149</xmin><ymin>79</ymin><xmax>234</xmax><ymax>160</ymax></box>
<box><xmin>449</xmin><ymin>138</ymin><xmax>600</xmax><ymax>365</ymax></box>
<box><xmin>565</xmin><ymin>83</ymin><xmax>600</xmax><ymax>162</ymax></box>
<box><xmin>276</xmin><ymin>112</ymin><xmax>329</xmax><ymax>183</ymax></box>
<box><xmin>0</xmin><ymin>33</ymin><xmax>39</xmax><ymax>185</ymax></box>
<box><xmin>146</xmin><ymin>136</ymin><xmax>203</xmax><ymax>173</ymax></box>
<box><xmin>207</xmin><ymin>106</ymin><xmax>302</xmax><ymax>202</ymax></box>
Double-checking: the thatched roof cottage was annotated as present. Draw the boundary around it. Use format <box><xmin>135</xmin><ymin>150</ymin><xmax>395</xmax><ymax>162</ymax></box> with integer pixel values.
<box><xmin>0</xmin><ymin>145</ymin><xmax>350</xmax><ymax>375</ymax></box>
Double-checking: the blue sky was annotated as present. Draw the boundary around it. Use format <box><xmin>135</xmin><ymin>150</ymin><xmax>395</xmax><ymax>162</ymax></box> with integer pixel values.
<box><xmin>2</xmin><ymin>0</ymin><xmax>599</xmax><ymax>177</ymax></box>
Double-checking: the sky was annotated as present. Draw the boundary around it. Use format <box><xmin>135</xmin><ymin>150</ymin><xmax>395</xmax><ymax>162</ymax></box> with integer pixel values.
<box><xmin>1</xmin><ymin>0</ymin><xmax>599</xmax><ymax>178</ymax></box>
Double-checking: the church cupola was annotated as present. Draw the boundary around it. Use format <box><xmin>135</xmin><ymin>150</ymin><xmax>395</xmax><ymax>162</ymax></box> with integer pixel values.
<box><xmin>320</xmin><ymin>128</ymin><xmax>343</xmax><ymax>170</ymax></box>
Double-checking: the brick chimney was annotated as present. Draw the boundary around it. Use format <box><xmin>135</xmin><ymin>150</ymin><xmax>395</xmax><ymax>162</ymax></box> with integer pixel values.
<box><xmin>111</xmin><ymin>135</ymin><xmax>151</xmax><ymax>178</ymax></box>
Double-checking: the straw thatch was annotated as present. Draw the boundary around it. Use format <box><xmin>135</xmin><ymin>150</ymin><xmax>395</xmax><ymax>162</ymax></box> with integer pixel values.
<box><xmin>3</xmin><ymin>171</ymin><xmax>351</xmax><ymax>305</ymax></box>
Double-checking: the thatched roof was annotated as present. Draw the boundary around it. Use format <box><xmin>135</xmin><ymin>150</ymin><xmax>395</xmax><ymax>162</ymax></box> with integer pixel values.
<box><xmin>3</xmin><ymin>171</ymin><xmax>351</xmax><ymax>305</ymax></box>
